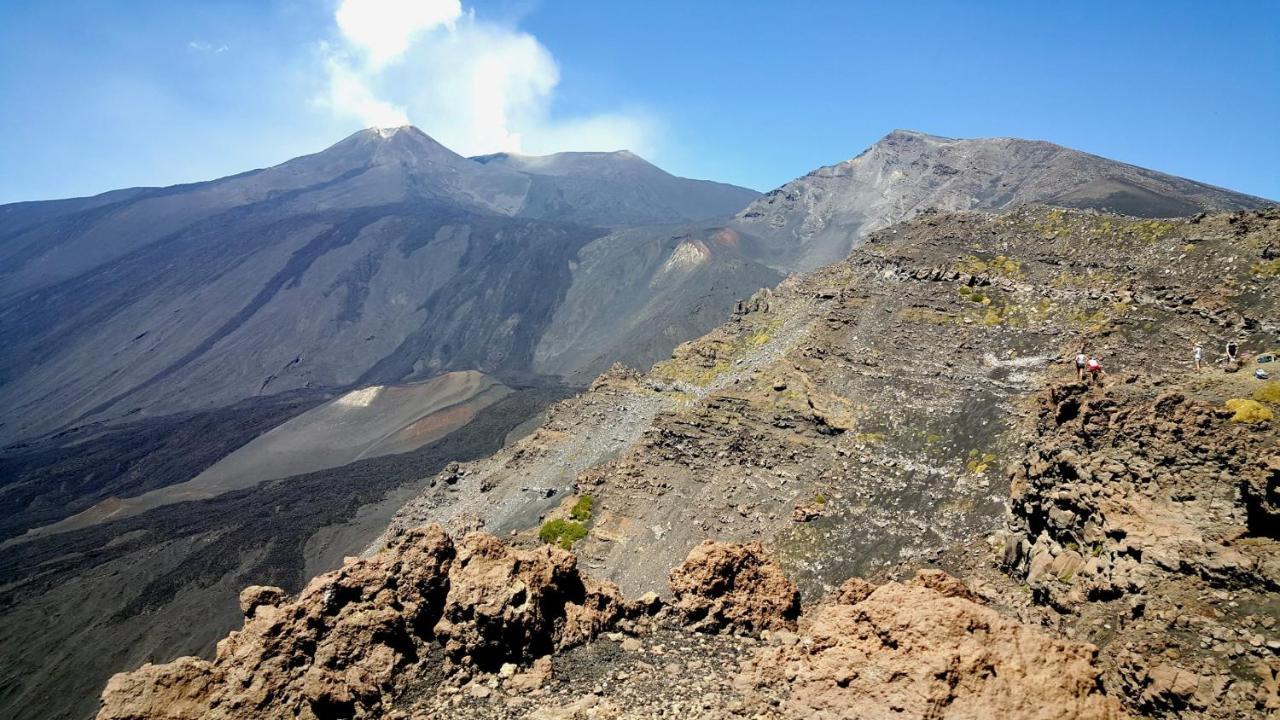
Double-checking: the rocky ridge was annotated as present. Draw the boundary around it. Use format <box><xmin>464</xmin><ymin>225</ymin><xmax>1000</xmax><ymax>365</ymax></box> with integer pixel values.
<box><xmin>994</xmin><ymin>379</ymin><xmax>1280</xmax><ymax>715</ymax></box>
<box><xmin>99</xmin><ymin>530</ymin><xmax>1123</xmax><ymax>720</ymax></box>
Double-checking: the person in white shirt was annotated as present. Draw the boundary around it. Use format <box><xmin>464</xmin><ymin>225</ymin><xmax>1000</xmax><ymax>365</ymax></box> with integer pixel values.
<box><xmin>1193</xmin><ymin>344</ymin><xmax>1204</xmax><ymax>373</ymax></box>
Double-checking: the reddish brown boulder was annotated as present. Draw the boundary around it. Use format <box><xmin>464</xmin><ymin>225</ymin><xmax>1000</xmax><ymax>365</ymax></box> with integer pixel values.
<box><xmin>910</xmin><ymin>568</ymin><xmax>979</xmax><ymax>601</ymax></box>
<box><xmin>737</xmin><ymin>573</ymin><xmax>1126</xmax><ymax>719</ymax></box>
<box><xmin>668</xmin><ymin>540</ymin><xmax>800</xmax><ymax>634</ymax></box>
<box><xmin>98</xmin><ymin>525</ymin><xmax>632</xmax><ymax>720</ymax></box>
<box><xmin>433</xmin><ymin>532</ymin><xmax>634</xmax><ymax>668</ymax></box>
<box><xmin>237</xmin><ymin>585</ymin><xmax>287</xmax><ymax>617</ymax></box>
<box><xmin>98</xmin><ymin>657</ymin><xmax>225</xmax><ymax>720</ymax></box>
<box><xmin>832</xmin><ymin>576</ymin><xmax>876</xmax><ymax>605</ymax></box>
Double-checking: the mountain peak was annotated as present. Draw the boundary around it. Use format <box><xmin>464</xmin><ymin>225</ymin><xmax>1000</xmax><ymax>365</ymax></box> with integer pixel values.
<box><xmin>369</xmin><ymin>125</ymin><xmax>417</xmax><ymax>137</ymax></box>
<box><xmin>883</xmin><ymin>128</ymin><xmax>944</xmax><ymax>141</ymax></box>
<box><xmin>318</xmin><ymin>125</ymin><xmax>466</xmax><ymax>168</ymax></box>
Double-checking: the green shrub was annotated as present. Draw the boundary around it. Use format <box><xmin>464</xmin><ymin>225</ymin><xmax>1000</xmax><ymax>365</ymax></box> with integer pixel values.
<box><xmin>570</xmin><ymin>495</ymin><xmax>594</xmax><ymax>522</ymax></box>
<box><xmin>538</xmin><ymin>519</ymin><xmax>587</xmax><ymax>550</ymax></box>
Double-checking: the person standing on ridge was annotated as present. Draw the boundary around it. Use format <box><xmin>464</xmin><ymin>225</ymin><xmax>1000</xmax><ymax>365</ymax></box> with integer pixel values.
<box><xmin>1193</xmin><ymin>343</ymin><xmax>1204</xmax><ymax>373</ymax></box>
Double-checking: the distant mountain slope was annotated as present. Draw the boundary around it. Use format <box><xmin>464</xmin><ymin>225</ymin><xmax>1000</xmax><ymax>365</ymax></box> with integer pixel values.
<box><xmin>733</xmin><ymin>129</ymin><xmax>1274</xmax><ymax>271</ymax></box>
<box><xmin>474</xmin><ymin>150</ymin><xmax>761</xmax><ymax>226</ymax></box>
<box><xmin>0</xmin><ymin>128</ymin><xmax>764</xmax><ymax>443</ymax></box>
<box><xmin>532</xmin><ymin>224</ymin><xmax>782</xmax><ymax>380</ymax></box>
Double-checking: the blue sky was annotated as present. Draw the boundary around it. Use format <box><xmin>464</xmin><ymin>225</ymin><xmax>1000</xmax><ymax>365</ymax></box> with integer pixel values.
<box><xmin>1</xmin><ymin>0</ymin><xmax>1277</xmax><ymax>204</ymax></box>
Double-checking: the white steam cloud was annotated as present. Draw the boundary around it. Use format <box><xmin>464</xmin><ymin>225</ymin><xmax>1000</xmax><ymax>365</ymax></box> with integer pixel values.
<box><xmin>318</xmin><ymin>0</ymin><xmax>657</xmax><ymax>157</ymax></box>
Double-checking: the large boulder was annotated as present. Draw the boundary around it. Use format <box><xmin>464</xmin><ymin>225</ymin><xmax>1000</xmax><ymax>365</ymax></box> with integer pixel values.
<box><xmin>98</xmin><ymin>525</ymin><xmax>633</xmax><ymax>720</ymax></box>
<box><xmin>736</xmin><ymin>571</ymin><xmax>1126</xmax><ymax>720</ymax></box>
<box><xmin>433</xmin><ymin>532</ymin><xmax>634</xmax><ymax>669</ymax></box>
<box><xmin>667</xmin><ymin>540</ymin><xmax>800</xmax><ymax>634</ymax></box>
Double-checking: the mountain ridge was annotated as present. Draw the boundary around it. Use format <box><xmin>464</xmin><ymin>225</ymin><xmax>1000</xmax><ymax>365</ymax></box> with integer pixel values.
<box><xmin>733</xmin><ymin>128</ymin><xmax>1273</xmax><ymax>271</ymax></box>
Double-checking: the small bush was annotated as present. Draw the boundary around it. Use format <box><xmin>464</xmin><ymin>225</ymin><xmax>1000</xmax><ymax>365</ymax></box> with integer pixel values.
<box><xmin>966</xmin><ymin>450</ymin><xmax>997</xmax><ymax>475</ymax></box>
<box><xmin>1225</xmin><ymin>398</ymin><xmax>1273</xmax><ymax>424</ymax></box>
<box><xmin>1252</xmin><ymin>259</ymin><xmax>1280</xmax><ymax>277</ymax></box>
<box><xmin>570</xmin><ymin>495</ymin><xmax>594</xmax><ymax>522</ymax></box>
<box><xmin>1253</xmin><ymin>382</ymin><xmax>1280</xmax><ymax>405</ymax></box>
<box><xmin>538</xmin><ymin>519</ymin><xmax>587</xmax><ymax>550</ymax></box>
<box><xmin>814</xmin><ymin>493</ymin><xmax>828</xmax><ymax>505</ymax></box>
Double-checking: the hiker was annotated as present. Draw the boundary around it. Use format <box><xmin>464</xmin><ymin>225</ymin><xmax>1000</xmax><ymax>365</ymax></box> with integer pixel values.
<box><xmin>1193</xmin><ymin>343</ymin><xmax>1204</xmax><ymax>373</ymax></box>
<box><xmin>1074</xmin><ymin>349</ymin><xmax>1088</xmax><ymax>381</ymax></box>
<box><xmin>1227</xmin><ymin>341</ymin><xmax>1239</xmax><ymax>362</ymax></box>
<box><xmin>1087</xmin><ymin>356</ymin><xmax>1104</xmax><ymax>385</ymax></box>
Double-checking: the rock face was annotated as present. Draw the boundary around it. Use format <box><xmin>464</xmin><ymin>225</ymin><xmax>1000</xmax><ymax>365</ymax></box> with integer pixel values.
<box><xmin>737</xmin><ymin>571</ymin><xmax>1126</xmax><ymax>720</ymax></box>
<box><xmin>668</xmin><ymin>540</ymin><xmax>801</xmax><ymax>633</ymax></box>
<box><xmin>97</xmin><ymin>526</ymin><xmax>635</xmax><ymax>720</ymax></box>
<box><xmin>998</xmin><ymin>376</ymin><xmax>1280</xmax><ymax>718</ymax></box>
<box><xmin>1004</xmin><ymin>384</ymin><xmax>1278</xmax><ymax>608</ymax></box>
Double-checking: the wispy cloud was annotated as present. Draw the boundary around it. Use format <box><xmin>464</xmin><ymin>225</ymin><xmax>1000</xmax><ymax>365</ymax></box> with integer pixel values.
<box><xmin>316</xmin><ymin>0</ymin><xmax>658</xmax><ymax>156</ymax></box>
<box><xmin>187</xmin><ymin>40</ymin><xmax>229</xmax><ymax>54</ymax></box>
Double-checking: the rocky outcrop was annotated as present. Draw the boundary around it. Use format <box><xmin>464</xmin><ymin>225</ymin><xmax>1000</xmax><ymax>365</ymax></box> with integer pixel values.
<box><xmin>668</xmin><ymin>540</ymin><xmax>801</xmax><ymax>634</ymax></box>
<box><xmin>736</xmin><ymin>571</ymin><xmax>1126</xmax><ymax>720</ymax></box>
<box><xmin>99</xmin><ymin>532</ymin><xmax>1140</xmax><ymax>720</ymax></box>
<box><xmin>1002</xmin><ymin>383</ymin><xmax>1277</xmax><ymax>608</ymax></box>
<box><xmin>97</xmin><ymin>526</ymin><xmax>635</xmax><ymax>720</ymax></box>
<box><xmin>433</xmin><ymin>532</ymin><xmax>636</xmax><ymax>669</ymax></box>
<box><xmin>997</xmin><ymin>376</ymin><xmax>1280</xmax><ymax>718</ymax></box>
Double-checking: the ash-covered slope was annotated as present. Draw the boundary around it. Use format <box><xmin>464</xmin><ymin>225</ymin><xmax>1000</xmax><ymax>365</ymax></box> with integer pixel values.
<box><xmin>733</xmin><ymin>129</ymin><xmax>1274</xmax><ymax>271</ymax></box>
<box><xmin>532</xmin><ymin>225</ymin><xmax>783</xmax><ymax>380</ymax></box>
<box><xmin>0</xmin><ymin>128</ymin><xmax>764</xmax><ymax>443</ymax></box>
<box><xmin>474</xmin><ymin>150</ymin><xmax>761</xmax><ymax>226</ymax></box>
<box><xmin>377</xmin><ymin>206</ymin><xmax>1279</xmax><ymax>718</ymax></box>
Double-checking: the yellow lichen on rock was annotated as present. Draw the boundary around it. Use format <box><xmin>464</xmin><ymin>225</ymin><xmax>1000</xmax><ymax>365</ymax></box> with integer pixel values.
<box><xmin>1226</xmin><ymin>398</ymin><xmax>1274</xmax><ymax>424</ymax></box>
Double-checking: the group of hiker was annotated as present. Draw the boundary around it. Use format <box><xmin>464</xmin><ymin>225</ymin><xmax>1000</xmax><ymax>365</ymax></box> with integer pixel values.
<box><xmin>1070</xmin><ymin>338</ymin><xmax>1269</xmax><ymax>386</ymax></box>
<box><xmin>1073</xmin><ymin>350</ymin><xmax>1104</xmax><ymax>384</ymax></box>
<box><xmin>1196</xmin><ymin>340</ymin><xmax>1273</xmax><ymax>379</ymax></box>
<box><xmin>1075</xmin><ymin>339</ymin><xmax>1271</xmax><ymax>385</ymax></box>
<box><xmin>1193</xmin><ymin>340</ymin><xmax>1238</xmax><ymax>373</ymax></box>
